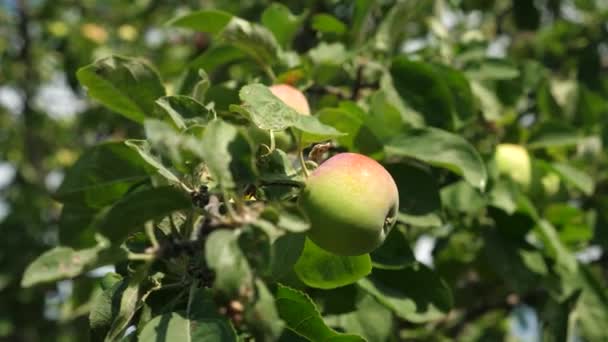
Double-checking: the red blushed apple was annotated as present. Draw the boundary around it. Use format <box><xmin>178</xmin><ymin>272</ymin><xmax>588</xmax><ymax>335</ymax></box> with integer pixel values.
<box><xmin>298</xmin><ymin>153</ymin><xmax>400</xmax><ymax>256</ymax></box>
<box><xmin>269</xmin><ymin>84</ymin><xmax>311</xmax><ymax>115</ymax></box>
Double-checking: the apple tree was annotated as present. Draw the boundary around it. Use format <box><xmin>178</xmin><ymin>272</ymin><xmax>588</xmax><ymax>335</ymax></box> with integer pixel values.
<box><xmin>12</xmin><ymin>0</ymin><xmax>608</xmax><ymax>341</ymax></box>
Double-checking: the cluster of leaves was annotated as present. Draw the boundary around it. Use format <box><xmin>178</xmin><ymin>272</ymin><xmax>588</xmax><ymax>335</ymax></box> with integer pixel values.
<box><xmin>6</xmin><ymin>0</ymin><xmax>608</xmax><ymax>341</ymax></box>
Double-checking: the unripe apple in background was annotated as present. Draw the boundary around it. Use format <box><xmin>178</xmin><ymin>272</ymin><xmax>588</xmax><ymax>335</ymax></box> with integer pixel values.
<box><xmin>248</xmin><ymin>84</ymin><xmax>311</xmax><ymax>151</ymax></box>
<box><xmin>541</xmin><ymin>172</ymin><xmax>560</xmax><ymax>196</ymax></box>
<box><xmin>298</xmin><ymin>153</ymin><xmax>399</xmax><ymax>256</ymax></box>
<box><xmin>495</xmin><ymin>143</ymin><xmax>532</xmax><ymax>189</ymax></box>
<box><xmin>269</xmin><ymin>84</ymin><xmax>311</xmax><ymax>115</ymax></box>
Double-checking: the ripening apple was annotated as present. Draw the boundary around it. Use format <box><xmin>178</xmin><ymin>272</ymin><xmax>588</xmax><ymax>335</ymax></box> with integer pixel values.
<box><xmin>269</xmin><ymin>84</ymin><xmax>311</xmax><ymax>115</ymax></box>
<box><xmin>298</xmin><ymin>153</ymin><xmax>399</xmax><ymax>256</ymax></box>
<box><xmin>494</xmin><ymin>143</ymin><xmax>531</xmax><ymax>189</ymax></box>
<box><xmin>248</xmin><ymin>84</ymin><xmax>311</xmax><ymax>151</ymax></box>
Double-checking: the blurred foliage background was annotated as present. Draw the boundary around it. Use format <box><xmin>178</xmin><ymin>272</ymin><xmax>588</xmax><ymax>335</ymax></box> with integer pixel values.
<box><xmin>1</xmin><ymin>0</ymin><xmax>608</xmax><ymax>341</ymax></box>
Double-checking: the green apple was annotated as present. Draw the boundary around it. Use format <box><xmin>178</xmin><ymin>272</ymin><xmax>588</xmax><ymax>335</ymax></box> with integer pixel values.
<box><xmin>269</xmin><ymin>84</ymin><xmax>311</xmax><ymax>115</ymax></box>
<box><xmin>495</xmin><ymin>143</ymin><xmax>531</xmax><ymax>189</ymax></box>
<box><xmin>541</xmin><ymin>172</ymin><xmax>560</xmax><ymax>196</ymax></box>
<box><xmin>298</xmin><ymin>153</ymin><xmax>399</xmax><ymax>256</ymax></box>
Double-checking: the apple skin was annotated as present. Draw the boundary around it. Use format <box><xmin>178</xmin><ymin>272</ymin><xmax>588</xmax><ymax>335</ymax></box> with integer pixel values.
<box><xmin>495</xmin><ymin>143</ymin><xmax>531</xmax><ymax>189</ymax></box>
<box><xmin>269</xmin><ymin>84</ymin><xmax>311</xmax><ymax>115</ymax></box>
<box><xmin>298</xmin><ymin>153</ymin><xmax>399</xmax><ymax>256</ymax></box>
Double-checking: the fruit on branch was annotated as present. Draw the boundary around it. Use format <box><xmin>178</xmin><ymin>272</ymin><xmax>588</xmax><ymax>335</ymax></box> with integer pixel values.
<box><xmin>298</xmin><ymin>153</ymin><xmax>399</xmax><ymax>256</ymax></box>
<box><xmin>495</xmin><ymin>143</ymin><xmax>531</xmax><ymax>189</ymax></box>
<box><xmin>270</xmin><ymin>84</ymin><xmax>311</xmax><ymax>115</ymax></box>
<box><xmin>249</xmin><ymin>84</ymin><xmax>311</xmax><ymax>151</ymax></box>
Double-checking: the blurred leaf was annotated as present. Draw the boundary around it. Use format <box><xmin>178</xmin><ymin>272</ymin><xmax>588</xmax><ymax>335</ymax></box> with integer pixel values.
<box><xmin>294</xmin><ymin>239</ymin><xmax>372</xmax><ymax>290</ymax></box>
<box><xmin>441</xmin><ymin>180</ymin><xmax>486</xmax><ymax>214</ymax></box>
<box><xmin>351</xmin><ymin>0</ymin><xmax>376</xmax><ymax>45</ymax></box>
<box><xmin>21</xmin><ymin>236</ymin><xmax>112</xmax><ymax>288</ymax></box>
<box><xmin>316</xmin><ymin>105</ymin><xmax>383</xmax><ymax>155</ymax></box>
<box><xmin>56</xmin><ymin>142</ymin><xmax>150</xmax><ymax>208</ymax></box>
<box><xmin>58</xmin><ymin>203</ymin><xmax>99</xmax><ymax>248</ymax></box>
<box><xmin>528</xmin><ymin>122</ymin><xmax>583</xmax><ymax>149</ymax></box>
<box><xmin>192</xmin><ymin>69</ymin><xmax>210</xmax><ymax>102</ymax></box>
<box><xmin>324</xmin><ymin>293</ymin><xmax>394</xmax><ymax>342</ymax></box>
<box><xmin>189</xmin><ymin>45</ymin><xmax>246</xmax><ymax>73</ymax></box>
<box><xmin>220</xmin><ymin>17</ymin><xmax>279</xmax><ymax>67</ymax></box>
<box><xmin>270</xmin><ymin>233</ymin><xmax>306</xmax><ymax>280</ymax></box>
<box><xmin>167</xmin><ymin>9</ymin><xmax>233</xmax><ymax>34</ymax></box>
<box><xmin>550</xmin><ymin>162</ymin><xmax>594</xmax><ymax>195</ymax></box>
<box><xmin>201</xmin><ymin>119</ymin><xmax>254</xmax><ymax>188</ymax></box>
<box><xmin>205</xmin><ymin>230</ymin><xmax>253</xmax><ymax>296</ymax></box>
<box><xmin>311</xmin><ymin>14</ymin><xmax>346</xmax><ymax>36</ymax></box>
<box><xmin>390</xmin><ymin>57</ymin><xmax>457</xmax><ymax>129</ymax></box>
<box><xmin>482</xmin><ymin>230</ymin><xmax>548</xmax><ymax>293</ymax></box>
<box><xmin>275</xmin><ymin>284</ymin><xmax>366</xmax><ymax>342</ymax></box>
<box><xmin>542</xmin><ymin>290</ymin><xmax>581</xmax><ymax>342</ymax></box>
<box><xmin>370</xmin><ymin>227</ymin><xmax>415</xmax><ymax>270</ymax></box>
<box><xmin>246</xmin><ymin>280</ymin><xmax>285</xmax><ymax>340</ymax></box>
<box><xmin>295</xmin><ymin>115</ymin><xmax>345</xmax><ymax>145</ymax></box>
<box><xmin>385</xmin><ymin>128</ymin><xmax>487</xmax><ymax>190</ymax></box>
<box><xmin>96</xmin><ymin>186</ymin><xmax>191</xmax><ymax>243</ymax></box>
<box><xmin>465</xmin><ymin>59</ymin><xmax>520</xmax><ymax>81</ymax></box>
<box><xmin>77</xmin><ymin>56</ymin><xmax>165</xmax><ymax>123</ymax></box>
<box><xmin>358</xmin><ymin>263</ymin><xmax>453</xmax><ymax>323</ymax></box>
<box><xmin>374</xmin><ymin>0</ymin><xmax>429</xmax><ymax>52</ymax></box>
<box><xmin>262</xmin><ymin>3</ymin><xmax>305</xmax><ymax>48</ymax></box>
<box><xmin>386</xmin><ymin>162</ymin><xmax>442</xmax><ymax>221</ymax></box>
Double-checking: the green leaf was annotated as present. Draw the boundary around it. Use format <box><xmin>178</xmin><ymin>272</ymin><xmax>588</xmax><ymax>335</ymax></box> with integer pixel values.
<box><xmin>294</xmin><ymin>238</ymin><xmax>372</xmax><ymax>290</ymax></box>
<box><xmin>482</xmin><ymin>230</ymin><xmax>548</xmax><ymax>293</ymax></box>
<box><xmin>155</xmin><ymin>95</ymin><xmax>212</xmax><ymax>130</ymax></box>
<box><xmin>527</xmin><ymin>122</ymin><xmax>583</xmax><ymax>149</ymax></box>
<box><xmin>21</xmin><ymin>236</ymin><xmax>112</xmax><ymax>288</ymax></box>
<box><xmin>465</xmin><ymin>59</ymin><xmax>520</xmax><ymax>81</ymax></box>
<box><xmin>220</xmin><ymin>17</ymin><xmax>279</xmax><ymax>66</ymax></box>
<box><xmin>96</xmin><ymin>186</ymin><xmax>191</xmax><ymax>243</ymax></box>
<box><xmin>358</xmin><ymin>263</ymin><xmax>453</xmax><ymax>323</ymax></box>
<box><xmin>246</xmin><ymin>280</ymin><xmax>285</xmax><ymax>340</ymax></box>
<box><xmin>90</xmin><ymin>278</ymin><xmax>126</xmax><ymax>342</ymax></box>
<box><xmin>316</xmin><ymin>105</ymin><xmax>383</xmax><ymax>156</ymax></box>
<box><xmin>167</xmin><ymin>9</ymin><xmax>233</xmax><ymax>34</ymax></box>
<box><xmin>390</xmin><ymin>57</ymin><xmax>457</xmax><ymax>129</ymax></box>
<box><xmin>374</xmin><ymin>0</ymin><xmax>429</xmax><ymax>52</ymax></box>
<box><xmin>275</xmin><ymin>284</ymin><xmax>366</xmax><ymax>342</ymax></box>
<box><xmin>324</xmin><ymin>292</ymin><xmax>394</xmax><ymax>342</ymax></box>
<box><xmin>76</xmin><ymin>55</ymin><xmax>165</xmax><ymax>123</ymax></box>
<box><xmin>125</xmin><ymin>140</ymin><xmax>181</xmax><ymax>184</ymax></box>
<box><xmin>235</xmin><ymin>84</ymin><xmax>298</xmax><ymax>131</ymax></box>
<box><xmin>192</xmin><ymin>69</ymin><xmax>210</xmax><ymax>103</ymax></box>
<box><xmin>386</xmin><ymin>162</ymin><xmax>442</xmax><ymax>222</ymax></box>
<box><xmin>189</xmin><ymin>45</ymin><xmax>246</xmax><ymax>72</ymax></box>
<box><xmin>270</xmin><ymin>233</ymin><xmax>306</xmax><ymax>280</ymax></box>
<box><xmin>295</xmin><ymin>115</ymin><xmax>345</xmax><ymax>145</ymax></box>
<box><xmin>441</xmin><ymin>180</ymin><xmax>486</xmax><ymax>214</ymax></box>
<box><xmin>370</xmin><ymin>227</ymin><xmax>415</xmax><ymax>270</ymax></box>
<box><xmin>58</xmin><ymin>203</ymin><xmax>99</xmax><ymax>248</ymax></box>
<box><xmin>550</xmin><ymin>162</ymin><xmax>594</xmax><ymax>195</ymax></box>
<box><xmin>201</xmin><ymin>119</ymin><xmax>255</xmax><ymax>188</ymax></box>
<box><xmin>55</xmin><ymin>142</ymin><xmax>151</xmax><ymax>208</ymax></box>
<box><xmin>262</xmin><ymin>3</ymin><xmax>305</xmax><ymax>48</ymax></box>
<box><xmin>205</xmin><ymin>230</ymin><xmax>253</xmax><ymax>296</ymax></box>
<box><xmin>311</xmin><ymin>14</ymin><xmax>347</xmax><ymax>36</ymax></box>
<box><xmin>351</xmin><ymin>0</ymin><xmax>376</xmax><ymax>46</ymax></box>
<box><xmin>385</xmin><ymin>128</ymin><xmax>487</xmax><ymax>190</ymax></box>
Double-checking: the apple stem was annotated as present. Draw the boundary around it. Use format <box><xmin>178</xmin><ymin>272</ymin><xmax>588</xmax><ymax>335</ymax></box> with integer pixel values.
<box><xmin>268</xmin><ymin>130</ymin><xmax>276</xmax><ymax>153</ymax></box>
<box><xmin>299</xmin><ymin>145</ymin><xmax>310</xmax><ymax>177</ymax></box>
<box><xmin>145</xmin><ymin>221</ymin><xmax>159</xmax><ymax>250</ymax></box>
